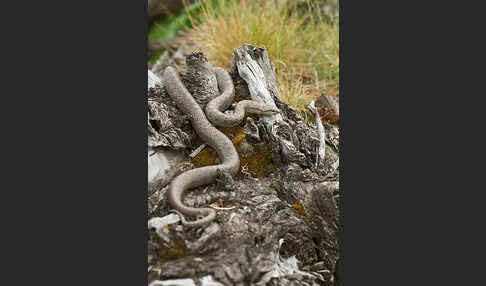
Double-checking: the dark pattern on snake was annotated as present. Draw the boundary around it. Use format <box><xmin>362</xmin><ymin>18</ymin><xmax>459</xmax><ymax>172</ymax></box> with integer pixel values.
<box><xmin>162</xmin><ymin>66</ymin><xmax>280</xmax><ymax>227</ymax></box>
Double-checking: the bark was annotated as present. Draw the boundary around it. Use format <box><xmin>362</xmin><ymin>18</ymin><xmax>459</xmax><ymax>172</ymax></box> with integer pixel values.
<box><xmin>147</xmin><ymin>45</ymin><xmax>340</xmax><ymax>286</ymax></box>
<box><xmin>230</xmin><ymin>44</ymin><xmax>339</xmax><ymax>176</ymax></box>
<box><xmin>315</xmin><ymin>93</ymin><xmax>339</xmax><ymax>125</ymax></box>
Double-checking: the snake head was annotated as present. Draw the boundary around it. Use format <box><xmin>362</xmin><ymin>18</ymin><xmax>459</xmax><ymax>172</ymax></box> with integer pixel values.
<box><xmin>260</xmin><ymin>106</ymin><xmax>281</xmax><ymax>115</ymax></box>
<box><xmin>246</xmin><ymin>102</ymin><xmax>281</xmax><ymax>115</ymax></box>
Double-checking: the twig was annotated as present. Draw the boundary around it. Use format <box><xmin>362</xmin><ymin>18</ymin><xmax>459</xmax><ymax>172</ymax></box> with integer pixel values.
<box><xmin>209</xmin><ymin>203</ymin><xmax>236</xmax><ymax>210</ymax></box>
<box><xmin>240</xmin><ymin>163</ymin><xmax>252</xmax><ymax>177</ymax></box>
<box><xmin>228</xmin><ymin>213</ymin><xmax>236</xmax><ymax>224</ymax></box>
<box><xmin>189</xmin><ymin>143</ymin><xmax>207</xmax><ymax>159</ymax></box>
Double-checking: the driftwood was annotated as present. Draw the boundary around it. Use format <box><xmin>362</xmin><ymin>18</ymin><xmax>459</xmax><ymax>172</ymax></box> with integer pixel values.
<box><xmin>148</xmin><ymin>45</ymin><xmax>339</xmax><ymax>286</ymax></box>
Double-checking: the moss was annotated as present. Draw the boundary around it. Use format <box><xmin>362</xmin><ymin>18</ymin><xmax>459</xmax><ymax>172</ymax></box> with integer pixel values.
<box><xmin>192</xmin><ymin>136</ymin><xmax>218</xmax><ymax>168</ymax></box>
<box><xmin>291</xmin><ymin>200</ymin><xmax>311</xmax><ymax>223</ymax></box>
<box><xmin>159</xmin><ymin>238</ymin><xmax>187</xmax><ymax>260</ymax></box>
<box><xmin>193</xmin><ymin>125</ymin><xmax>276</xmax><ymax>178</ymax></box>
<box><xmin>158</xmin><ymin>238</ymin><xmax>187</xmax><ymax>261</ymax></box>
<box><xmin>238</xmin><ymin>143</ymin><xmax>276</xmax><ymax>178</ymax></box>
<box><xmin>230</xmin><ymin>130</ymin><xmax>246</xmax><ymax>146</ymax></box>
<box><xmin>192</xmin><ymin>126</ymin><xmax>244</xmax><ymax>168</ymax></box>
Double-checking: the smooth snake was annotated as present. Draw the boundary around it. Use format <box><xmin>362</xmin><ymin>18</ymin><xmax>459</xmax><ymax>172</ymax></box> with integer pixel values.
<box><xmin>162</xmin><ymin>66</ymin><xmax>280</xmax><ymax>227</ymax></box>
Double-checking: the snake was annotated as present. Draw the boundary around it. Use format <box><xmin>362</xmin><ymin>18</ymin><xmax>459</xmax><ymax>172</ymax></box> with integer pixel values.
<box><xmin>162</xmin><ymin>66</ymin><xmax>280</xmax><ymax>227</ymax></box>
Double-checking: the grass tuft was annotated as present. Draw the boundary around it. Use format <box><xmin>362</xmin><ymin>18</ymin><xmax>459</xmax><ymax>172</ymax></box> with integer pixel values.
<box><xmin>149</xmin><ymin>0</ymin><xmax>339</xmax><ymax>111</ymax></box>
<box><xmin>187</xmin><ymin>0</ymin><xmax>339</xmax><ymax>111</ymax></box>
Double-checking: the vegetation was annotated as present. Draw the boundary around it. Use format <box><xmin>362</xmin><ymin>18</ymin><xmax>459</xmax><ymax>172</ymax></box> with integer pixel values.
<box><xmin>149</xmin><ymin>0</ymin><xmax>339</xmax><ymax>111</ymax></box>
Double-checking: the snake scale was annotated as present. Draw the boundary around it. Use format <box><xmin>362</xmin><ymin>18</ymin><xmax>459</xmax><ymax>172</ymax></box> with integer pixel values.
<box><xmin>162</xmin><ymin>66</ymin><xmax>280</xmax><ymax>227</ymax></box>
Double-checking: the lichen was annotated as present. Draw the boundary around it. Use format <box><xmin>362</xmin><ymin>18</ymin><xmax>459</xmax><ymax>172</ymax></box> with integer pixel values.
<box><xmin>291</xmin><ymin>200</ymin><xmax>311</xmax><ymax>223</ymax></box>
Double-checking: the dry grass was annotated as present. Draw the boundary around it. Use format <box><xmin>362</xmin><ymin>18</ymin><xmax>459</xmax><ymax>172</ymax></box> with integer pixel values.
<box><xmin>186</xmin><ymin>0</ymin><xmax>339</xmax><ymax>111</ymax></box>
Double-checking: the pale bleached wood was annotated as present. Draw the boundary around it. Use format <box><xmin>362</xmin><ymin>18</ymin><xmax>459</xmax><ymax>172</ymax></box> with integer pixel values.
<box><xmin>231</xmin><ymin>44</ymin><xmax>282</xmax><ymax>131</ymax></box>
<box><xmin>148</xmin><ymin>69</ymin><xmax>163</xmax><ymax>90</ymax></box>
<box><xmin>308</xmin><ymin>100</ymin><xmax>326</xmax><ymax>166</ymax></box>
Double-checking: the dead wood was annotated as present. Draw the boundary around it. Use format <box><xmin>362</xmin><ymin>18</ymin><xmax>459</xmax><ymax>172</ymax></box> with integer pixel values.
<box><xmin>147</xmin><ymin>45</ymin><xmax>339</xmax><ymax>286</ymax></box>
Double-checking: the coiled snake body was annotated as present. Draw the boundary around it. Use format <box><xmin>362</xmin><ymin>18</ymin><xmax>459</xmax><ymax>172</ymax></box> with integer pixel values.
<box><xmin>162</xmin><ymin>66</ymin><xmax>279</xmax><ymax>227</ymax></box>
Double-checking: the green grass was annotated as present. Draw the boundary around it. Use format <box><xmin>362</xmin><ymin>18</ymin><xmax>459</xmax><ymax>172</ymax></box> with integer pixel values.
<box><xmin>148</xmin><ymin>1</ymin><xmax>204</xmax><ymax>64</ymax></box>
<box><xmin>149</xmin><ymin>14</ymin><xmax>187</xmax><ymax>41</ymax></box>
<box><xmin>149</xmin><ymin>0</ymin><xmax>339</xmax><ymax>111</ymax></box>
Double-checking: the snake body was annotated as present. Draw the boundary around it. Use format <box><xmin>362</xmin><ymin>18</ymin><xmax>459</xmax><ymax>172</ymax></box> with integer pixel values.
<box><xmin>206</xmin><ymin>67</ymin><xmax>280</xmax><ymax>127</ymax></box>
<box><xmin>162</xmin><ymin>66</ymin><xmax>279</xmax><ymax>227</ymax></box>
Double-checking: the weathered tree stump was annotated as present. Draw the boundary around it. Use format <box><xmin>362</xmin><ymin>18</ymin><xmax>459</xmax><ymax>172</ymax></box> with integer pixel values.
<box><xmin>148</xmin><ymin>44</ymin><xmax>339</xmax><ymax>286</ymax></box>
